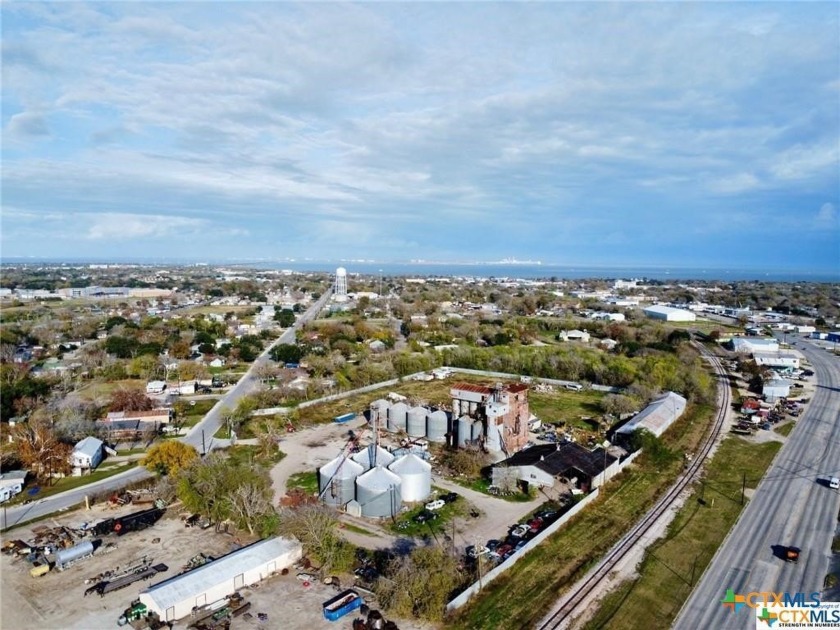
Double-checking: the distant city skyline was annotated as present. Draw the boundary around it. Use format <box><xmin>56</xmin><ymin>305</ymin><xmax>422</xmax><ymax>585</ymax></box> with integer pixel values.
<box><xmin>2</xmin><ymin>2</ymin><xmax>838</xmax><ymax>272</ymax></box>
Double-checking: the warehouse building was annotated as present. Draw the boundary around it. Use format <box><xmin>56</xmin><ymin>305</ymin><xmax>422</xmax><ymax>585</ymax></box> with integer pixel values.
<box><xmin>763</xmin><ymin>378</ymin><xmax>792</xmax><ymax>402</ymax></box>
<box><xmin>139</xmin><ymin>537</ymin><xmax>301</xmax><ymax>622</ymax></box>
<box><xmin>753</xmin><ymin>352</ymin><xmax>800</xmax><ymax>369</ymax></box>
<box><xmin>731</xmin><ymin>337</ymin><xmax>779</xmax><ymax>354</ymax></box>
<box><xmin>615</xmin><ymin>391</ymin><xmax>687</xmax><ymax>440</ymax></box>
<box><xmin>643</xmin><ymin>305</ymin><xmax>696</xmax><ymax>322</ymax></box>
<box><xmin>491</xmin><ymin>442</ymin><xmax>618</xmax><ymax>492</ymax></box>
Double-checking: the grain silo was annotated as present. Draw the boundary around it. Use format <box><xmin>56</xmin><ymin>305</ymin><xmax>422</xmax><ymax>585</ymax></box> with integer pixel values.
<box><xmin>352</xmin><ymin>444</ymin><xmax>395</xmax><ymax>471</ymax></box>
<box><xmin>426</xmin><ymin>410</ymin><xmax>448</xmax><ymax>443</ymax></box>
<box><xmin>471</xmin><ymin>420</ymin><xmax>484</xmax><ymax>442</ymax></box>
<box><xmin>388</xmin><ymin>453</ymin><xmax>432</xmax><ymax>502</ymax></box>
<box><xmin>355</xmin><ymin>466</ymin><xmax>402</xmax><ymax>518</ymax></box>
<box><xmin>457</xmin><ymin>416</ymin><xmax>472</xmax><ymax>447</ymax></box>
<box><xmin>369</xmin><ymin>399</ymin><xmax>391</xmax><ymax>426</ymax></box>
<box><xmin>318</xmin><ymin>456</ymin><xmax>364</xmax><ymax>506</ymax></box>
<box><xmin>406</xmin><ymin>406</ymin><xmax>428</xmax><ymax>438</ymax></box>
<box><xmin>387</xmin><ymin>402</ymin><xmax>408</xmax><ymax>433</ymax></box>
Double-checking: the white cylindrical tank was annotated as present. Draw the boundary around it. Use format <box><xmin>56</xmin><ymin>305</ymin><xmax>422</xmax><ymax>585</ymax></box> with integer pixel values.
<box><xmin>388</xmin><ymin>453</ymin><xmax>432</xmax><ymax>502</ymax></box>
<box><xmin>355</xmin><ymin>466</ymin><xmax>402</xmax><ymax>518</ymax></box>
<box><xmin>485</xmin><ymin>421</ymin><xmax>501</xmax><ymax>452</ymax></box>
<box><xmin>406</xmin><ymin>406</ymin><xmax>427</xmax><ymax>438</ymax></box>
<box><xmin>452</xmin><ymin>400</ymin><xmax>461</xmax><ymax>417</ymax></box>
<box><xmin>387</xmin><ymin>402</ymin><xmax>408</xmax><ymax>433</ymax></box>
<box><xmin>318</xmin><ymin>456</ymin><xmax>364</xmax><ymax>506</ymax></box>
<box><xmin>471</xmin><ymin>420</ymin><xmax>484</xmax><ymax>442</ymax></box>
<box><xmin>426</xmin><ymin>410</ymin><xmax>448</xmax><ymax>443</ymax></box>
<box><xmin>352</xmin><ymin>444</ymin><xmax>395</xmax><ymax>471</ymax></box>
<box><xmin>369</xmin><ymin>399</ymin><xmax>391</xmax><ymax>427</ymax></box>
<box><xmin>55</xmin><ymin>540</ymin><xmax>94</xmax><ymax>569</ymax></box>
<box><xmin>457</xmin><ymin>416</ymin><xmax>472</xmax><ymax>447</ymax></box>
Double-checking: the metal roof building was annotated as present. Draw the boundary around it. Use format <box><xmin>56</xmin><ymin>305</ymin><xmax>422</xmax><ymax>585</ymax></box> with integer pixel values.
<box><xmin>139</xmin><ymin>537</ymin><xmax>301</xmax><ymax>622</ymax></box>
<box><xmin>615</xmin><ymin>391</ymin><xmax>687</xmax><ymax>439</ymax></box>
<box><xmin>643</xmin><ymin>305</ymin><xmax>696</xmax><ymax>322</ymax></box>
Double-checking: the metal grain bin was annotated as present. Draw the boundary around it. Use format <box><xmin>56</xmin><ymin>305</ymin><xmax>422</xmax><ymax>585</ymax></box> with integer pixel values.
<box><xmin>319</xmin><ymin>456</ymin><xmax>365</xmax><ymax>506</ymax></box>
<box><xmin>355</xmin><ymin>466</ymin><xmax>402</xmax><ymax>518</ymax></box>
<box><xmin>426</xmin><ymin>410</ymin><xmax>448</xmax><ymax>443</ymax></box>
<box><xmin>55</xmin><ymin>540</ymin><xmax>94</xmax><ymax>570</ymax></box>
<box><xmin>352</xmin><ymin>444</ymin><xmax>395</xmax><ymax>471</ymax></box>
<box><xmin>388</xmin><ymin>453</ymin><xmax>432</xmax><ymax>502</ymax></box>
<box><xmin>457</xmin><ymin>416</ymin><xmax>472</xmax><ymax>447</ymax></box>
<box><xmin>369</xmin><ymin>399</ymin><xmax>391</xmax><ymax>428</ymax></box>
<box><xmin>471</xmin><ymin>420</ymin><xmax>484</xmax><ymax>442</ymax></box>
<box><xmin>387</xmin><ymin>402</ymin><xmax>408</xmax><ymax>433</ymax></box>
<box><xmin>406</xmin><ymin>406</ymin><xmax>428</xmax><ymax>438</ymax></box>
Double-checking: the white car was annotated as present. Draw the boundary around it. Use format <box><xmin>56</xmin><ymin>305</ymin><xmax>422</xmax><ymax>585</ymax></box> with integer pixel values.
<box><xmin>425</xmin><ymin>499</ymin><xmax>445</xmax><ymax>511</ymax></box>
<box><xmin>511</xmin><ymin>524</ymin><xmax>530</xmax><ymax>538</ymax></box>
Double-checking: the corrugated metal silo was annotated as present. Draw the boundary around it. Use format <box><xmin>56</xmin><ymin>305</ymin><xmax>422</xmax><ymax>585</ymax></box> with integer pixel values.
<box><xmin>471</xmin><ymin>420</ymin><xmax>484</xmax><ymax>442</ymax></box>
<box><xmin>352</xmin><ymin>444</ymin><xmax>395</xmax><ymax>471</ymax></box>
<box><xmin>457</xmin><ymin>416</ymin><xmax>472</xmax><ymax>447</ymax></box>
<box><xmin>406</xmin><ymin>406</ymin><xmax>428</xmax><ymax>438</ymax></box>
<box><xmin>370</xmin><ymin>399</ymin><xmax>391</xmax><ymax>427</ymax></box>
<box><xmin>388</xmin><ymin>453</ymin><xmax>432</xmax><ymax>502</ymax></box>
<box><xmin>355</xmin><ymin>466</ymin><xmax>402</xmax><ymax>518</ymax></box>
<box><xmin>387</xmin><ymin>402</ymin><xmax>408</xmax><ymax>433</ymax></box>
<box><xmin>485</xmin><ymin>421</ymin><xmax>501</xmax><ymax>452</ymax></box>
<box><xmin>426</xmin><ymin>410</ymin><xmax>448</xmax><ymax>443</ymax></box>
<box><xmin>318</xmin><ymin>455</ymin><xmax>364</xmax><ymax>506</ymax></box>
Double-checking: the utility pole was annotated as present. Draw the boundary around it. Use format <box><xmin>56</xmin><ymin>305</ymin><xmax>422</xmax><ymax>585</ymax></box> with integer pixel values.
<box><xmin>741</xmin><ymin>472</ymin><xmax>746</xmax><ymax>505</ymax></box>
<box><xmin>201</xmin><ymin>430</ymin><xmax>206</xmax><ymax>456</ymax></box>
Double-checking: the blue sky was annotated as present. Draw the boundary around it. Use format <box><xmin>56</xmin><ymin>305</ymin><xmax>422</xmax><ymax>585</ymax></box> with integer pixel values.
<box><xmin>1</xmin><ymin>2</ymin><xmax>838</xmax><ymax>272</ymax></box>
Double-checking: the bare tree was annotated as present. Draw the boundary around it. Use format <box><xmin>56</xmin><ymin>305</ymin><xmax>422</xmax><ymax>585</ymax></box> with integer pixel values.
<box><xmin>14</xmin><ymin>418</ymin><xmax>72</xmax><ymax>482</ymax></box>
<box><xmin>226</xmin><ymin>482</ymin><xmax>273</xmax><ymax>535</ymax></box>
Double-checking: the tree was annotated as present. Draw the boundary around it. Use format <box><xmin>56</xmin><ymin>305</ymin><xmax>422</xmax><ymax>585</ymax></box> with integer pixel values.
<box><xmin>143</xmin><ymin>441</ymin><xmax>198</xmax><ymax>476</ymax></box>
<box><xmin>278</xmin><ymin>505</ymin><xmax>355</xmax><ymax>573</ymax></box>
<box><xmin>109</xmin><ymin>387</ymin><xmax>156</xmax><ymax>412</ymax></box>
<box><xmin>375</xmin><ymin>546</ymin><xmax>463</xmax><ymax>621</ymax></box>
<box><xmin>269</xmin><ymin>344</ymin><xmax>303</xmax><ymax>364</ymax></box>
<box><xmin>14</xmin><ymin>418</ymin><xmax>72</xmax><ymax>482</ymax></box>
<box><xmin>274</xmin><ymin>309</ymin><xmax>296</xmax><ymax>327</ymax></box>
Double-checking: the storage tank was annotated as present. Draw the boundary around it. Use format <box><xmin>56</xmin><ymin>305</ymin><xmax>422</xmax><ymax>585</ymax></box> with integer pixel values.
<box><xmin>319</xmin><ymin>456</ymin><xmax>364</xmax><ymax>506</ymax></box>
<box><xmin>387</xmin><ymin>402</ymin><xmax>408</xmax><ymax>433</ymax></box>
<box><xmin>352</xmin><ymin>444</ymin><xmax>395</xmax><ymax>471</ymax></box>
<box><xmin>485</xmin><ymin>421</ymin><xmax>501</xmax><ymax>452</ymax></box>
<box><xmin>457</xmin><ymin>416</ymin><xmax>472</xmax><ymax>447</ymax></box>
<box><xmin>55</xmin><ymin>540</ymin><xmax>95</xmax><ymax>570</ymax></box>
<box><xmin>355</xmin><ymin>466</ymin><xmax>402</xmax><ymax>518</ymax></box>
<box><xmin>388</xmin><ymin>453</ymin><xmax>432</xmax><ymax>502</ymax></box>
<box><xmin>369</xmin><ymin>399</ymin><xmax>391</xmax><ymax>427</ymax></box>
<box><xmin>406</xmin><ymin>406</ymin><xmax>428</xmax><ymax>438</ymax></box>
<box><xmin>426</xmin><ymin>410</ymin><xmax>448</xmax><ymax>443</ymax></box>
<box><xmin>471</xmin><ymin>420</ymin><xmax>484</xmax><ymax>442</ymax></box>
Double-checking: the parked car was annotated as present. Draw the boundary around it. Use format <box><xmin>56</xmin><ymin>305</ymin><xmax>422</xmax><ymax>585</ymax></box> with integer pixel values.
<box><xmin>495</xmin><ymin>544</ymin><xmax>514</xmax><ymax>559</ymax></box>
<box><xmin>425</xmin><ymin>499</ymin><xmax>445</xmax><ymax>511</ymax></box>
<box><xmin>442</xmin><ymin>492</ymin><xmax>459</xmax><ymax>504</ymax></box>
<box><xmin>515</xmin><ymin>540</ymin><xmax>528</xmax><ymax>551</ymax></box>
<box><xmin>466</xmin><ymin>545</ymin><xmax>489</xmax><ymax>558</ymax></box>
<box><xmin>486</xmin><ymin>539</ymin><xmax>501</xmax><ymax>551</ymax></box>
<box><xmin>511</xmin><ymin>524</ymin><xmax>530</xmax><ymax>538</ymax></box>
<box><xmin>528</xmin><ymin>517</ymin><xmax>544</xmax><ymax>534</ymax></box>
<box><xmin>414</xmin><ymin>510</ymin><xmax>438</xmax><ymax>523</ymax></box>
<box><xmin>535</xmin><ymin>509</ymin><xmax>559</xmax><ymax>521</ymax></box>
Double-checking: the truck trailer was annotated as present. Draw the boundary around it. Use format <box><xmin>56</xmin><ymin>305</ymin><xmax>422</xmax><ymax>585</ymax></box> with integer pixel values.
<box><xmin>112</xmin><ymin>507</ymin><xmax>165</xmax><ymax>536</ymax></box>
<box><xmin>323</xmin><ymin>589</ymin><xmax>363</xmax><ymax>621</ymax></box>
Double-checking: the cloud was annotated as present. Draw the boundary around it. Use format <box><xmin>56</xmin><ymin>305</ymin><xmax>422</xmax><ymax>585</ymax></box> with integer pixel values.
<box><xmin>6</xmin><ymin>111</ymin><xmax>50</xmax><ymax>138</ymax></box>
<box><xmin>816</xmin><ymin>202</ymin><xmax>837</xmax><ymax>227</ymax></box>
<box><xmin>86</xmin><ymin>213</ymin><xmax>206</xmax><ymax>240</ymax></box>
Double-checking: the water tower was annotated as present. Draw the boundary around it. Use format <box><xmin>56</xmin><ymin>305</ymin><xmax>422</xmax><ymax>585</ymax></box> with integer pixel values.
<box><xmin>334</xmin><ymin>267</ymin><xmax>348</xmax><ymax>302</ymax></box>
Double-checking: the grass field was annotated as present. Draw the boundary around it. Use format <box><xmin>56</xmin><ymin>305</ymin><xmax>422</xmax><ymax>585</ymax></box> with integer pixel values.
<box><xmin>9</xmin><ymin>462</ymin><xmax>139</xmax><ymax>505</ymax></box>
<box><xmin>446</xmin><ymin>404</ymin><xmax>714</xmax><ymax>630</ymax></box>
<box><xmin>75</xmin><ymin>379</ymin><xmax>146</xmax><ymax>401</ymax></box>
<box><xmin>774</xmin><ymin>421</ymin><xmax>796</xmax><ymax>437</ymax></box>
<box><xmin>581</xmin><ymin>437</ymin><xmax>782</xmax><ymax>630</ymax></box>
<box><xmin>529</xmin><ymin>389</ymin><xmax>606</xmax><ymax>430</ymax></box>
<box><xmin>286</xmin><ymin>471</ymin><xmax>319</xmax><ymax>494</ymax></box>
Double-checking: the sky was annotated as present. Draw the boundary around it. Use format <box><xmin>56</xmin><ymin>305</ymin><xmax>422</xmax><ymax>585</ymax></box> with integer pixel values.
<box><xmin>1</xmin><ymin>2</ymin><xmax>839</xmax><ymax>272</ymax></box>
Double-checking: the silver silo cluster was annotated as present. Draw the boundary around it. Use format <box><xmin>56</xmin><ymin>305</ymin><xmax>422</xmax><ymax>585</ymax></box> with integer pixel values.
<box><xmin>355</xmin><ymin>466</ymin><xmax>402</xmax><ymax>518</ymax></box>
<box><xmin>352</xmin><ymin>444</ymin><xmax>395</xmax><ymax>471</ymax></box>
<box><xmin>471</xmin><ymin>420</ymin><xmax>484</xmax><ymax>442</ymax></box>
<box><xmin>457</xmin><ymin>416</ymin><xmax>472</xmax><ymax>447</ymax></box>
<box><xmin>406</xmin><ymin>406</ymin><xmax>427</xmax><ymax>437</ymax></box>
<box><xmin>388</xmin><ymin>453</ymin><xmax>432</xmax><ymax>502</ymax></box>
<box><xmin>426</xmin><ymin>410</ymin><xmax>448</xmax><ymax>443</ymax></box>
<box><xmin>387</xmin><ymin>402</ymin><xmax>408</xmax><ymax>432</ymax></box>
<box><xmin>318</xmin><ymin>455</ymin><xmax>364</xmax><ymax>506</ymax></box>
<box><xmin>369</xmin><ymin>399</ymin><xmax>391</xmax><ymax>427</ymax></box>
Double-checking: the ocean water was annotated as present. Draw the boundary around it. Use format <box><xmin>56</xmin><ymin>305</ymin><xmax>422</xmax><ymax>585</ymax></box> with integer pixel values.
<box><xmin>257</xmin><ymin>261</ymin><xmax>838</xmax><ymax>283</ymax></box>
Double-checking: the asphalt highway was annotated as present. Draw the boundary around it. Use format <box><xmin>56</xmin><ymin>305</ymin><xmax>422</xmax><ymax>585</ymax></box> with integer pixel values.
<box><xmin>0</xmin><ymin>290</ymin><xmax>332</xmax><ymax>531</ymax></box>
<box><xmin>674</xmin><ymin>339</ymin><xmax>840</xmax><ymax>629</ymax></box>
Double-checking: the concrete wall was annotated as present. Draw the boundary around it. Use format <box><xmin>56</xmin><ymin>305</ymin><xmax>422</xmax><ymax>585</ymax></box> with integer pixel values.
<box><xmin>445</xmin><ymin>489</ymin><xmax>600</xmax><ymax>613</ymax></box>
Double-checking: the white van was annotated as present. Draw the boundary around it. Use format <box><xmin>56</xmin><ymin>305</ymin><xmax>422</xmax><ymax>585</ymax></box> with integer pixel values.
<box><xmin>829</xmin><ymin>477</ymin><xmax>840</xmax><ymax>490</ymax></box>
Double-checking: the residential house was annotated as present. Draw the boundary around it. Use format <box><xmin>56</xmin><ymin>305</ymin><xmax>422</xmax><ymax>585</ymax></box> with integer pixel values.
<box><xmin>71</xmin><ymin>436</ymin><xmax>104</xmax><ymax>472</ymax></box>
<box><xmin>0</xmin><ymin>470</ymin><xmax>28</xmax><ymax>503</ymax></box>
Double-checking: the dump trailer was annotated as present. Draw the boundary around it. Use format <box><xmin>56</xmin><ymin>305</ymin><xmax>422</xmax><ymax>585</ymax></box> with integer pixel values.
<box><xmin>112</xmin><ymin>507</ymin><xmax>165</xmax><ymax>536</ymax></box>
<box><xmin>55</xmin><ymin>540</ymin><xmax>95</xmax><ymax>570</ymax></box>
<box><xmin>323</xmin><ymin>589</ymin><xmax>363</xmax><ymax>621</ymax></box>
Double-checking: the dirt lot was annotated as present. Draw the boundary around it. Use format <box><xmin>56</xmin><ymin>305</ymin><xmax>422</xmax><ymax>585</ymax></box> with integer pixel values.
<box><xmin>0</xmin><ymin>503</ymin><xmax>435</xmax><ymax>630</ymax></box>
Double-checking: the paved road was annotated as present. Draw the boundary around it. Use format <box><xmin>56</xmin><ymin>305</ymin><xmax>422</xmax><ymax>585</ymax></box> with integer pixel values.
<box><xmin>674</xmin><ymin>338</ymin><xmax>840</xmax><ymax>629</ymax></box>
<box><xmin>0</xmin><ymin>290</ymin><xmax>332</xmax><ymax>531</ymax></box>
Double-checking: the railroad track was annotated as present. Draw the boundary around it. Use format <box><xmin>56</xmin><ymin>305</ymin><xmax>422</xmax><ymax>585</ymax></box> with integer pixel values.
<box><xmin>536</xmin><ymin>344</ymin><xmax>731</xmax><ymax>630</ymax></box>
